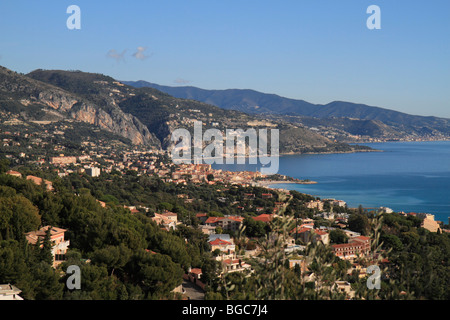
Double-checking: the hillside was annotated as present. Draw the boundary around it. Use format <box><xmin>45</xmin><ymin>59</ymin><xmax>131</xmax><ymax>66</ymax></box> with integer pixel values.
<box><xmin>123</xmin><ymin>80</ymin><xmax>450</xmax><ymax>142</ymax></box>
<box><xmin>21</xmin><ymin>67</ymin><xmax>371</xmax><ymax>154</ymax></box>
<box><xmin>0</xmin><ymin>66</ymin><xmax>159</xmax><ymax>147</ymax></box>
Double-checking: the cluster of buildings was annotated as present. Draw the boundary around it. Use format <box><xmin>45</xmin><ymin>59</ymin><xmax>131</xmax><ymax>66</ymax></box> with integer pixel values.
<box><xmin>169</xmin><ymin>163</ymin><xmax>264</xmax><ymax>186</ymax></box>
<box><xmin>38</xmin><ymin>148</ymin><xmax>268</xmax><ymax>188</ymax></box>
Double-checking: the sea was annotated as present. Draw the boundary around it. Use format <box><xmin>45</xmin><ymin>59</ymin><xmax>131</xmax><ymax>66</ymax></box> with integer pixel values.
<box><xmin>212</xmin><ymin>141</ymin><xmax>450</xmax><ymax>223</ymax></box>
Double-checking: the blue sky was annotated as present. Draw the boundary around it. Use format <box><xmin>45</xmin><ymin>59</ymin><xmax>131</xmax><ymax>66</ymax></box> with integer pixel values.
<box><xmin>0</xmin><ymin>0</ymin><xmax>449</xmax><ymax>117</ymax></box>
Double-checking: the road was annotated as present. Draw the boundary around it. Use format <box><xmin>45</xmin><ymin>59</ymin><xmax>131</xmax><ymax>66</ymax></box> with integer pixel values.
<box><xmin>182</xmin><ymin>280</ymin><xmax>205</xmax><ymax>300</ymax></box>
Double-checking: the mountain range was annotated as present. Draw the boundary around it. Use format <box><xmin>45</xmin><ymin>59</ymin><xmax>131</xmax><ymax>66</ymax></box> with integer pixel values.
<box><xmin>0</xmin><ymin>65</ymin><xmax>372</xmax><ymax>155</ymax></box>
<box><xmin>123</xmin><ymin>80</ymin><xmax>450</xmax><ymax>142</ymax></box>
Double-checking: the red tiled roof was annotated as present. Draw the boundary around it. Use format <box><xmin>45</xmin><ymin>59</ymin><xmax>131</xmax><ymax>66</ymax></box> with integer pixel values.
<box><xmin>252</xmin><ymin>214</ymin><xmax>273</xmax><ymax>223</ymax></box>
<box><xmin>161</xmin><ymin>211</ymin><xmax>177</xmax><ymax>217</ymax></box>
<box><xmin>190</xmin><ymin>268</ymin><xmax>202</xmax><ymax>275</ymax></box>
<box><xmin>222</xmin><ymin>259</ymin><xmax>240</xmax><ymax>265</ymax></box>
<box><xmin>291</xmin><ymin>227</ymin><xmax>311</xmax><ymax>234</ymax></box>
<box><xmin>6</xmin><ymin>170</ymin><xmax>22</xmax><ymax>176</ymax></box>
<box><xmin>209</xmin><ymin>238</ymin><xmax>232</xmax><ymax>246</ymax></box>
<box><xmin>205</xmin><ymin>217</ymin><xmax>224</xmax><ymax>224</ymax></box>
<box><xmin>352</xmin><ymin>235</ymin><xmax>370</xmax><ymax>242</ymax></box>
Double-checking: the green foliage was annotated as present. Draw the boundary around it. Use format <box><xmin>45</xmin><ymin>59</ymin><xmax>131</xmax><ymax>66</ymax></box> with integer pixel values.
<box><xmin>0</xmin><ymin>194</ymin><xmax>41</xmax><ymax>240</ymax></box>
<box><xmin>1</xmin><ymin>164</ymin><xmax>448</xmax><ymax>301</ymax></box>
<box><xmin>0</xmin><ymin>159</ymin><xmax>10</xmax><ymax>174</ymax></box>
<box><xmin>329</xmin><ymin>229</ymin><xmax>349</xmax><ymax>244</ymax></box>
<box><xmin>243</xmin><ymin>217</ymin><xmax>267</xmax><ymax>238</ymax></box>
<box><xmin>348</xmin><ymin>213</ymin><xmax>370</xmax><ymax>236</ymax></box>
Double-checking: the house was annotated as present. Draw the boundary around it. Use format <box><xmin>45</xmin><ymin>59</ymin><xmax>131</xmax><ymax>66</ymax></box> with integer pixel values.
<box><xmin>86</xmin><ymin>167</ymin><xmax>101</xmax><ymax>177</ymax></box>
<box><xmin>189</xmin><ymin>268</ymin><xmax>203</xmax><ymax>281</ymax></box>
<box><xmin>152</xmin><ymin>213</ymin><xmax>177</xmax><ymax>231</ymax></box>
<box><xmin>6</xmin><ymin>170</ymin><xmax>22</xmax><ymax>178</ymax></box>
<box><xmin>209</xmin><ymin>234</ymin><xmax>235</xmax><ymax>259</ymax></box>
<box><xmin>221</xmin><ymin>259</ymin><xmax>252</xmax><ymax>275</ymax></box>
<box><xmin>380</xmin><ymin>206</ymin><xmax>394</xmax><ymax>214</ymax></box>
<box><xmin>200</xmin><ymin>225</ymin><xmax>216</xmax><ymax>235</ymax></box>
<box><xmin>184</xmin><ymin>268</ymin><xmax>206</xmax><ymax>291</ymax></box>
<box><xmin>332</xmin><ymin>236</ymin><xmax>371</xmax><ymax>260</ymax></box>
<box><xmin>315</xmin><ymin>212</ymin><xmax>335</xmax><ymax>220</ymax></box>
<box><xmin>205</xmin><ymin>216</ymin><xmax>244</xmax><ymax>232</ymax></box>
<box><xmin>160</xmin><ymin>211</ymin><xmax>179</xmax><ymax>224</ymax></box>
<box><xmin>305</xmin><ymin>200</ymin><xmax>324</xmax><ymax>211</ymax></box>
<box><xmin>333</xmin><ymin>281</ymin><xmax>355</xmax><ymax>299</ymax></box>
<box><xmin>289</xmin><ymin>258</ymin><xmax>308</xmax><ymax>273</ymax></box>
<box><xmin>25</xmin><ymin>226</ymin><xmax>70</xmax><ymax>268</ymax></box>
<box><xmin>416</xmin><ymin>213</ymin><xmax>441</xmax><ymax>233</ymax></box>
<box><xmin>26</xmin><ymin>175</ymin><xmax>53</xmax><ymax>191</ymax></box>
<box><xmin>50</xmin><ymin>156</ymin><xmax>77</xmax><ymax>165</ymax></box>
<box><xmin>332</xmin><ymin>200</ymin><xmax>347</xmax><ymax>208</ymax></box>
<box><xmin>292</xmin><ymin>227</ymin><xmax>330</xmax><ymax>245</ymax></box>
<box><xmin>252</xmin><ymin>213</ymin><xmax>273</xmax><ymax>223</ymax></box>
<box><xmin>0</xmin><ymin>284</ymin><xmax>23</xmax><ymax>300</ymax></box>
<box><xmin>96</xmin><ymin>200</ymin><xmax>106</xmax><ymax>208</ymax></box>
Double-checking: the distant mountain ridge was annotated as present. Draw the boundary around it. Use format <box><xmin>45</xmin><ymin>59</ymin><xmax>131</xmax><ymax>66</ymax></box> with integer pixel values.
<box><xmin>123</xmin><ymin>80</ymin><xmax>450</xmax><ymax>141</ymax></box>
<box><xmin>0</xmin><ymin>65</ymin><xmax>372</xmax><ymax>155</ymax></box>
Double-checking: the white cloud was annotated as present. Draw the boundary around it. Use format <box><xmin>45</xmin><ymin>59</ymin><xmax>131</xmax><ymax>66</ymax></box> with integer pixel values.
<box><xmin>174</xmin><ymin>78</ymin><xmax>192</xmax><ymax>85</ymax></box>
<box><xmin>132</xmin><ymin>46</ymin><xmax>151</xmax><ymax>61</ymax></box>
<box><xmin>106</xmin><ymin>49</ymin><xmax>126</xmax><ymax>63</ymax></box>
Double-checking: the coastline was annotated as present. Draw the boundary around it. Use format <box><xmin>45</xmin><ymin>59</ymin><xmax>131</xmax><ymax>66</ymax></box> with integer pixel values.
<box><xmin>255</xmin><ymin>180</ymin><xmax>317</xmax><ymax>187</ymax></box>
<box><xmin>279</xmin><ymin>148</ymin><xmax>381</xmax><ymax>156</ymax></box>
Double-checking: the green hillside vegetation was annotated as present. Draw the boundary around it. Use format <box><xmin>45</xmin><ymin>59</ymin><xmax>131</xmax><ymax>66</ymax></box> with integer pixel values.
<box><xmin>0</xmin><ymin>159</ymin><xmax>448</xmax><ymax>300</ymax></box>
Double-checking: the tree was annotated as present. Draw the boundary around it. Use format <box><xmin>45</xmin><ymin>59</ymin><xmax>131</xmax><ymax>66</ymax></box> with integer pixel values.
<box><xmin>329</xmin><ymin>229</ymin><xmax>348</xmax><ymax>244</ymax></box>
<box><xmin>244</xmin><ymin>217</ymin><xmax>266</xmax><ymax>238</ymax></box>
<box><xmin>0</xmin><ymin>195</ymin><xmax>41</xmax><ymax>240</ymax></box>
<box><xmin>39</xmin><ymin>228</ymin><xmax>54</xmax><ymax>266</ymax></box>
<box><xmin>381</xmin><ymin>234</ymin><xmax>403</xmax><ymax>252</ymax></box>
<box><xmin>91</xmin><ymin>244</ymin><xmax>132</xmax><ymax>276</ymax></box>
<box><xmin>0</xmin><ymin>159</ymin><xmax>10</xmax><ymax>174</ymax></box>
<box><xmin>348</xmin><ymin>214</ymin><xmax>370</xmax><ymax>236</ymax></box>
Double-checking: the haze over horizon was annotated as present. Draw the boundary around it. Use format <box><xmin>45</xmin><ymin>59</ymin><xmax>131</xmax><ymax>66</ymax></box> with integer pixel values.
<box><xmin>0</xmin><ymin>0</ymin><xmax>449</xmax><ymax>118</ymax></box>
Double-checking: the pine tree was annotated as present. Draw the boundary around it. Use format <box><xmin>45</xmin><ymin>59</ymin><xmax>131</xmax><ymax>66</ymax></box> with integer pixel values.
<box><xmin>40</xmin><ymin>228</ymin><xmax>54</xmax><ymax>266</ymax></box>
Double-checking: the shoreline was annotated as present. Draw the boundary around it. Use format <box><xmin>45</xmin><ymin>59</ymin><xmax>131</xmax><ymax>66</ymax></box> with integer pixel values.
<box><xmin>279</xmin><ymin>148</ymin><xmax>381</xmax><ymax>156</ymax></box>
<box><xmin>255</xmin><ymin>180</ymin><xmax>317</xmax><ymax>187</ymax></box>
<box><xmin>203</xmin><ymin>147</ymin><xmax>381</xmax><ymax>161</ymax></box>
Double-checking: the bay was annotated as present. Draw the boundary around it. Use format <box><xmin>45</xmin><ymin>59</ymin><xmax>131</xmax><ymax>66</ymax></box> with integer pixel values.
<box><xmin>212</xmin><ymin>141</ymin><xmax>450</xmax><ymax>223</ymax></box>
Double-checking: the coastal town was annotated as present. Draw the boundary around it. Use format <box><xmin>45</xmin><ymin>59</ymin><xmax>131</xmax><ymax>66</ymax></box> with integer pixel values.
<box><xmin>1</xmin><ymin>127</ymin><xmax>448</xmax><ymax>301</ymax></box>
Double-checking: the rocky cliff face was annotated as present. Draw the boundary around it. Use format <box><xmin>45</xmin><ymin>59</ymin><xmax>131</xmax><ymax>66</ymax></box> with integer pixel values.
<box><xmin>0</xmin><ymin>66</ymin><xmax>160</xmax><ymax>148</ymax></box>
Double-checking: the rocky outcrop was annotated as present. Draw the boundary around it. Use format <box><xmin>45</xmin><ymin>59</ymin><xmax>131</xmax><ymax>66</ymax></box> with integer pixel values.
<box><xmin>70</xmin><ymin>103</ymin><xmax>159</xmax><ymax>146</ymax></box>
<box><xmin>0</xmin><ymin>66</ymin><xmax>160</xmax><ymax>148</ymax></box>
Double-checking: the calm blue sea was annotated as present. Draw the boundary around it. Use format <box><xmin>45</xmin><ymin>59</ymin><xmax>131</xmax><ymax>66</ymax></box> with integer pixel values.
<box><xmin>212</xmin><ymin>141</ymin><xmax>450</xmax><ymax>223</ymax></box>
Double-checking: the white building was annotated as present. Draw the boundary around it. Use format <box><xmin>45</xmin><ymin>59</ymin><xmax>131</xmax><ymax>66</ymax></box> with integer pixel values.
<box><xmin>86</xmin><ymin>167</ymin><xmax>101</xmax><ymax>177</ymax></box>
<box><xmin>0</xmin><ymin>284</ymin><xmax>24</xmax><ymax>300</ymax></box>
